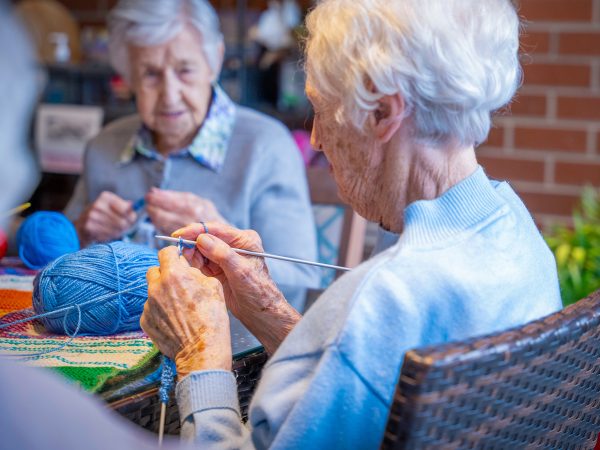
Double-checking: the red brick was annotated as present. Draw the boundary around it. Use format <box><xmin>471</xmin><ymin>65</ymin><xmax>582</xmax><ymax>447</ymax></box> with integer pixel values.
<box><xmin>555</xmin><ymin>161</ymin><xmax>600</xmax><ymax>185</ymax></box>
<box><xmin>477</xmin><ymin>156</ymin><xmax>545</xmax><ymax>182</ymax></box>
<box><xmin>520</xmin><ymin>31</ymin><xmax>551</xmax><ymax>54</ymax></box>
<box><xmin>514</xmin><ymin>127</ymin><xmax>587</xmax><ymax>152</ymax></box>
<box><xmin>523</xmin><ymin>63</ymin><xmax>591</xmax><ymax>87</ymax></box>
<box><xmin>557</xmin><ymin>96</ymin><xmax>600</xmax><ymax>120</ymax></box>
<box><xmin>55</xmin><ymin>0</ymin><xmax>118</xmax><ymax>10</ymax></box>
<box><xmin>485</xmin><ymin>126</ymin><xmax>505</xmax><ymax>147</ymax></box>
<box><xmin>559</xmin><ymin>32</ymin><xmax>600</xmax><ymax>55</ymax></box>
<box><xmin>519</xmin><ymin>0</ymin><xmax>593</xmax><ymax>22</ymax></box>
<box><xmin>509</xmin><ymin>94</ymin><xmax>547</xmax><ymax>116</ymax></box>
<box><xmin>519</xmin><ymin>191</ymin><xmax>580</xmax><ymax>216</ymax></box>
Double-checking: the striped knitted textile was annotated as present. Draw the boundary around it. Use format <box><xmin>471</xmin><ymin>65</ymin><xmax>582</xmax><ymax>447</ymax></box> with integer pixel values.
<box><xmin>0</xmin><ymin>267</ymin><xmax>159</xmax><ymax>393</ymax></box>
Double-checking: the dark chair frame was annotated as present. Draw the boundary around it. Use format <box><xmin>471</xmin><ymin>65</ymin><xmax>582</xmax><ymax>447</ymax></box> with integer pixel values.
<box><xmin>109</xmin><ymin>349</ymin><xmax>267</xmax><ymax>435</ymax></box>
<box><xmin>382</xmin><ymin>290</ymin><xmax>600</xmax><ymax>449</ymax></box>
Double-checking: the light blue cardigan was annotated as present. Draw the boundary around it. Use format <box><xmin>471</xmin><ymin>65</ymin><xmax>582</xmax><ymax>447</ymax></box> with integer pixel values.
<box><xmin>176</xmin><ymin>167</ymin><xmax>562</xmax><ymax>449</ymax></box>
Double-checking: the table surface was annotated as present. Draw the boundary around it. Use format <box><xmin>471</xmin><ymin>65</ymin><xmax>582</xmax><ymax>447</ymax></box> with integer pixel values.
<box><xmin>0</xmin><ymin>256</ymin><xmax>323</xmax><ymax>402</ymax></box>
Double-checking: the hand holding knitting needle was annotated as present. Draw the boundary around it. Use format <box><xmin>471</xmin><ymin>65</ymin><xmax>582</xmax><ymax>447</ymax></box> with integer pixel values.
<box><xmin>172</xmin><ymin>221</ymin><xmax>302</xmax><ymax>355</ymax></box>
<box><xmin>142</xmin><ymin>246</ymin><xmax>232</xmax><ymax>379</ymax></box>
<box><xmin>145</xmin><ymin>188</ymin><xmax>227</xmax><ymax>236</ymax></box>
<box><xmin>75</xmin><ymin>191</ymin><xmax>136</xmax><ymax>246</ymax></box>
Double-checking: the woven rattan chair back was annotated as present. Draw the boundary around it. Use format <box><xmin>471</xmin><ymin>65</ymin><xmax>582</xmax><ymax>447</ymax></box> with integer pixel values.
<box><xmin>382</xmin><ymin>290</ymin><xmax>600</xmax><ymax>449</ymax></box>
<box><xmin>110</xmin><ymin>350</ymin><xmax>267</xmax><ymax>435</ymax></box>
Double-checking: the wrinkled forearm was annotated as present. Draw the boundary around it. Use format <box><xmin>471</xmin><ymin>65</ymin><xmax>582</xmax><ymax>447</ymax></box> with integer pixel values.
<box><xmin>239</xmin><ymin>299</ymin><xmax>302</xmax><ymax>355</ymax></box>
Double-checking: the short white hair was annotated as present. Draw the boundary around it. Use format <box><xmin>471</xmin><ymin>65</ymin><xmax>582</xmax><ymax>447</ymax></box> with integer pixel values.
<box><xmin>108</xmin><ymin>0</ymin><xmax>224</xmax><ymax>83</ymax></box>
<box><xmin>305</xmin><ymin>0</ymin><xmax>522</xmax><ymax>147</ymax></box>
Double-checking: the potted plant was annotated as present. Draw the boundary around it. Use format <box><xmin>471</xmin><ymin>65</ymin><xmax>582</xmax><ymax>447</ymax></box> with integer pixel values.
<box><xmin>545</xmin><ymin>187</ymin><xmax>600</xmax><ymax>306</ymax></box>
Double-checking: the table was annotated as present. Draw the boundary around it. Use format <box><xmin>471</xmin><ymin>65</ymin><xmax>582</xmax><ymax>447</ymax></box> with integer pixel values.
<box><xmin>0</xmin><ymin>257</ymin><xmax>321</xmax><ymax>434</ymax></box>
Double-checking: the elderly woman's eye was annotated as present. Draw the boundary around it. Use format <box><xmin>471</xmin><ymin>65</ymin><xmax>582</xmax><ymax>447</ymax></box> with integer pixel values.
<box><xmin>142</xmin><ymin>69</ymin><xmax>160</xmax><ymax>79</ymax></box>
<box><xmin>178</xmin><ymin>67</ymin><xmax>194</xmax><ymax>76</ymax></box>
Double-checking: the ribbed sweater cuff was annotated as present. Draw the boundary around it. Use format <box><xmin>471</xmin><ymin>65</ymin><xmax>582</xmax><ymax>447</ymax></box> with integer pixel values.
<box><xmin>176</xmin><ymin>370</ymin><xmax>240</xmax><ymax>422</ymax></box>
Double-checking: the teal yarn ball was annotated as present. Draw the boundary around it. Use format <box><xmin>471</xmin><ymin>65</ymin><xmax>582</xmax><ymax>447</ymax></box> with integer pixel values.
<box><xmin>32</xmin><ymin>241</ymin><xmax>158</xmax><ymax>336</ymax></box>
<box><xmin>17</xmin><ymin>211</ymin><xmax>80</xmax><ymax>270</ymax></box>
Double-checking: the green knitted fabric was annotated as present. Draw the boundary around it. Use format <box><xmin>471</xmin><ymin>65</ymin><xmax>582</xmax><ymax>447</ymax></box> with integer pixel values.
<box><xmin>52</xmin><ymin>346</ymin><xmax>160</xmax><ymax>392</ymax></box>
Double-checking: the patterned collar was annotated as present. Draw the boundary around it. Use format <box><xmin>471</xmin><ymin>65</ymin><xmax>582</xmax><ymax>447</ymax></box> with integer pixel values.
<box><xmin>119</xmin><ymin>85</ymin><xmax>236</xmax><ymax>172</ymax></box>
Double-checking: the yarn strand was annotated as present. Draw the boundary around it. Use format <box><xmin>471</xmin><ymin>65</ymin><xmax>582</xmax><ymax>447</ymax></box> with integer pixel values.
<box><xmin>2</xmin><ymin>304</ymin><xmax>83</xmax><ymax>360</ymax></box>
<box><xmin>1</xmin><ymin>241</ymin><xmax>179</xmax><ymax>425</ymax></box>
<box><xmin>0</xmin><ymin>282</ymin><xmax>147</xmax><ymax>331</ymax></box>
<box><xmin>0</xmin><ymin>282</ymin><xmax>147</xmax><ymax>361</ymax></box>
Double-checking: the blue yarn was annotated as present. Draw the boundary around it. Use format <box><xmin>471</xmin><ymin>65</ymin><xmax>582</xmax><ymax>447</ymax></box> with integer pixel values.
<box><xmin>17</xmin><ymin>211</ymin><xmax>80</xmax><ymax>270</ymax></box>
<box><xmin>32</xmin><ymin>241</ymin><xmax>158</xmax><ymax>335</ymax></box>
<box><xmin>159</xmin><ymin>356</ymin><xmax>177</xmax><ymax>404</ymax></box>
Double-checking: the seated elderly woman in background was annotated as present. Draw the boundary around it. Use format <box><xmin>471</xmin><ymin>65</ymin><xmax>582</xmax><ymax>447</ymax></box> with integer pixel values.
<box><xmin>64</xmin><ymin>0</ymin><xmax>319</xmax><ymax>287</ymax></box>
<box><xmin>141</xmin><ymin>0</ymin><xmax>562</xmax><ymax>448</ymax></box>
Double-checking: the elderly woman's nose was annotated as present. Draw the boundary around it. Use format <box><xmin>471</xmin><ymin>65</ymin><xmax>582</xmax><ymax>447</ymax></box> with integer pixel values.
<box><xmin>310</xmin><ymin>123</ymin><xmax>322</xmax><ymax>152</ymax></box>
<box><xmin>159</xmin><ymin>70</ymin><xmax>182</xmax><ymax>104</ymax></box>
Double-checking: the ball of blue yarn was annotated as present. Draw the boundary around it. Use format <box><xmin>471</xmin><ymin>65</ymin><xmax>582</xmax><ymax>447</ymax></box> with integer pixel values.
<box><xmin>17</xmin><ymin>211</ymin><xmax>80</xmax><ymax>270</ymax></box>
<box><xmin>32</xmin><ymin>241</ymin><xmax>158</xmax><ymax>335</ymax></box>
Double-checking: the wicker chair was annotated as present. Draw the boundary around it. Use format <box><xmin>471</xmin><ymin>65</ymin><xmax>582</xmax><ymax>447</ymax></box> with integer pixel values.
<box><xmin>382</xmin><ymin>290</ymin><xmax>600</xmax><ymax>450</ymax></box>
<box><xmin>109</xmin><ymin>349</ymin><xmax>267</xmax><ymax>435</ymax></box>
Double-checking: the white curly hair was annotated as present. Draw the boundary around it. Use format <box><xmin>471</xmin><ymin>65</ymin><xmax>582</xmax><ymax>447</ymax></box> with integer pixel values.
<box><xmin>108</xmin><ymin>0</ymin><xmax>224</xmax><ymax>83</ymax></box>
<box><xmin>305</xmin><ymin>0</ymin><xmax>522</xmax><ymax>147</ymax></box>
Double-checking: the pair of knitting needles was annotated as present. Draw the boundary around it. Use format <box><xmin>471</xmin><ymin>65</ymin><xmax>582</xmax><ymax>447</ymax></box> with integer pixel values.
<box><xmin>155</xmin><ymin>235</ymin><xmax>351</xmax><ymax>272</ymax></box>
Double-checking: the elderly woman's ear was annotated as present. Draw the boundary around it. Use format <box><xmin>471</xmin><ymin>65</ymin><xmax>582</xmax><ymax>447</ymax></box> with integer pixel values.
<box><xmin>371</xmin><ymin>93</ymin><xmax>406</xmax><ymax>143</ymax></box>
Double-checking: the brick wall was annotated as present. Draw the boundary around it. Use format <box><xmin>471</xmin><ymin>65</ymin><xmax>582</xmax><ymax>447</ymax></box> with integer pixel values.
<box><xmin>41</xmin><ymin>0</ymin><xmax>313</xmax><ymax>26</ymax></box>
<box><xmin>27</xmin><ymin>0</ymin><xmax>600</xmax><ymax>229</ymax></box>
<box><xmin>479</xmin><ymin>0</ymin><xmax>600</xmax><ymax>229</ymax></box>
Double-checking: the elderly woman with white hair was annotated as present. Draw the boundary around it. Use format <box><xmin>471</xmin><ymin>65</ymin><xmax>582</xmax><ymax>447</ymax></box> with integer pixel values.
<box><xmin>140</xmin><ymin>0</ymin><xmax>563</xmax><ymax>448</ymax></box>
<box><xmin>65</xmin><ymin>0</ymin><xmax>319</xmax><ymax>287</ymax></box>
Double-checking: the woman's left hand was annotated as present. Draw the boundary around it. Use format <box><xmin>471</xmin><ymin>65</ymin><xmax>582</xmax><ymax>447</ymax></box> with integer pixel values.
<box><xmin>141</xmin><ymin>246</ymin><xmax>232</xmax><ymax>379</ymax></box>
<box><xmin>145</xmin><ymin>188</ymin><xmax>227</xmax><ymax>236</ymax></box>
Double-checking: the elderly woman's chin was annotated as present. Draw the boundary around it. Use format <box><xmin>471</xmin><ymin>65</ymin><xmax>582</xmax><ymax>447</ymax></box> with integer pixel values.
<box><xmin>152</xmin><ymin>115</ymin><xmax>196</xmax><ymax>140</ymax></box>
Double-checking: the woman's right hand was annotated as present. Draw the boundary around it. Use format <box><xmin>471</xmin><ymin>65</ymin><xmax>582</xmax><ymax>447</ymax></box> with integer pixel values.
<box><xmin>75</xmin><ymin>191</ymin><xmax>136</xmax><ymax>246</ymax></box>
<box><xmin>172</xmin><ymin>221</ymin><xmax>302</xmax><ymax>354</ymax></box>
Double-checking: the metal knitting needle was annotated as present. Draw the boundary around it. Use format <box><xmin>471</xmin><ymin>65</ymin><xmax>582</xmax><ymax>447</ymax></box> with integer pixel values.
<box><xmin>158</xmin><ymin>403</ymin><xmax>166</xmax><ymax>447</ymax></box>
<box><xmin>155</xmin><ymin>235</ymin><xmax>351</xmax><ymax>272</ymax></box>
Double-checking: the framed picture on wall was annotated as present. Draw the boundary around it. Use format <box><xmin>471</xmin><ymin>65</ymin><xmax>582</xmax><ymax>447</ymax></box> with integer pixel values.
<box><xmin>35</xmin><ymin>104</ymin><xmax>104</xmax><ymax>174</ymax></box>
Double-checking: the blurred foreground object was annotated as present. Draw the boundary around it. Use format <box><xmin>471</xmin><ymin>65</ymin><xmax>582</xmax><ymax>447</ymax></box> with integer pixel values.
<box><xmin>0</xmin><ymin>2</ymin><xmax>40</xmax><ymax>231</ymax></box>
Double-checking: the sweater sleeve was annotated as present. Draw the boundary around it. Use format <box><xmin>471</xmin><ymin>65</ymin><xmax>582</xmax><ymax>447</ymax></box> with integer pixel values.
<box><xmin>64</xmin><ymin>140</ymin><xmax>95</xmax><ymax>221</ymax></box>
<box><xmin>176</xmin><ymin>370</ymin><xmax>254</xmax><ymax>449</ymax></box>
<box><xmin>63</xmin><ymin>177</ymin><xmax>87</xmax><ymax>222</ymax></box>
<box><xmin>175</xmin><ymin>348</ymin><xmax>389</xmax><ymax>449</ymax></box>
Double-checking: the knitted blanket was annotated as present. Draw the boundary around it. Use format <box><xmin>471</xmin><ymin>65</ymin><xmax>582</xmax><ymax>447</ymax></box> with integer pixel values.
<box><xmin>0</xmin><ymin>266</ymin><xmax>160</xmax><ymax>395</ymax></box>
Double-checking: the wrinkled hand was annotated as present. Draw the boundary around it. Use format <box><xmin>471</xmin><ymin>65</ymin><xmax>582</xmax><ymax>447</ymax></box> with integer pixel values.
<box><xmin>141</xmin><ymin>246</ymin><xmax>232</xmax><ymax>378</ymax></box>
<box><xmin>75</xmin><ymin>191</ymin><xmax>136</xmax><ymax>246</ymax></box>
<box><xmin>145</xmin><ymin>188</ymin><xmax>226</xmax><ymax>236</ymax></box>
<box><xmin>172</xmin><ymin>222</ymin><xmax>301</xmax><ymax>354</ymax></box>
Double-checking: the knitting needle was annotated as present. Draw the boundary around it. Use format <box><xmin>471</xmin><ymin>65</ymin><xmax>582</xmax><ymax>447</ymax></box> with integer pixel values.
<box><xmin>1</xmin><ymin>202</ymin><xmax>31</xmax><ymax>218</ymax></box>
<box><xmin>158</xmin><ymin>403</ymin><xmax>166</xmax><ymax>447</ymax></box>
<box><xmin>155</xmin><ymin>235</ymin><xmax>351</xmax><ymax>272</ymax></box>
